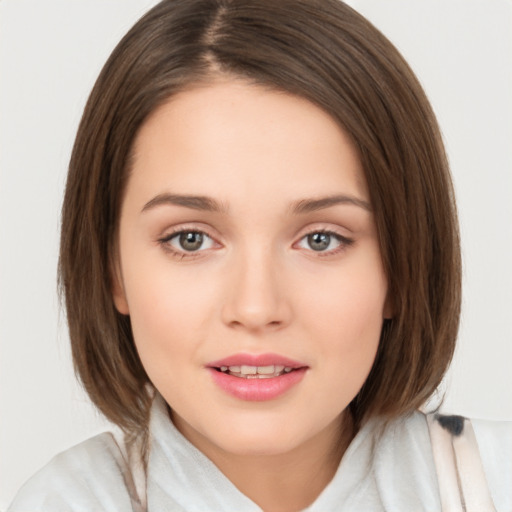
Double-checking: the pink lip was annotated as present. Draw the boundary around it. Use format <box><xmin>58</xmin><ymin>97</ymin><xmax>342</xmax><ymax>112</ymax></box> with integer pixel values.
<box><xmin>207</xmin><ymin>352</ymin><xmax>305</xmax><ymax>369</ymax></box>
<box><xmin>206</xmin><ymin>353</ymin><xmax>308</xmax><ymax>401</ymax></box>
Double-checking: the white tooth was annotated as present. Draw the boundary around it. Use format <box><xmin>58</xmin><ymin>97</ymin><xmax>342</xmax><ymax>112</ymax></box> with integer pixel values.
<box><xmin>220</xmin><ymin>366</ymin><xmax>228</xmax><ymax>372</ymax></box>
<box><xmin>275</xmin><ymin>365</ymin><xmax>285</xmax><ymax>373</ymax></box>
<box><xmin>257</xmin><ymin>365</ymin><xmax>275</xmax><ymax>375</ymax></box>
<box><xmin>247</xmin><ymin>374</ymin><xmax>259</xmax><ymax>379</ymax></box>
<box><xmin>240</xmin><ymin>365</ymin><xmax>257</xmax><ymax>375</ymax></box>
<box><xmin>257</xmin><ymin>374</ymin><xmax>273</xmax><ymax>379</ymax></box>
<box><xmin>229</xmin><ymin>365</ymin><xmax>241</xmax><ymax>373</ymax></box>
<box><xmin>284</xmin><ymin>367</ymin><xmax>292</xmax><ymax>373</ymax></box>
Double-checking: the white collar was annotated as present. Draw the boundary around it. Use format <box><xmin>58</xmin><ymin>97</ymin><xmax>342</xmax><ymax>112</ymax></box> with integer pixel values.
<box><xmin>144</xmin><ymin>394</ymin><xmax>439</xmax><ymax>511</ymax></box>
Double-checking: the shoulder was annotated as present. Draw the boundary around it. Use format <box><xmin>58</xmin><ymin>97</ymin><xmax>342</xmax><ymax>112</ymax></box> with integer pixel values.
<box><xmin>8</xmin><ymin>431</ymin><xmax>136</xmax><ymax>512</ymax></box>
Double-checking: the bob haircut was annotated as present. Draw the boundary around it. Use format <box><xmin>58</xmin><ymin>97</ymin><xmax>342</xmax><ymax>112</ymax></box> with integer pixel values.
<box><xmin>59</xmin><ymin>0</ymin><xmax>461</xmax><ymax>438</ymax></box>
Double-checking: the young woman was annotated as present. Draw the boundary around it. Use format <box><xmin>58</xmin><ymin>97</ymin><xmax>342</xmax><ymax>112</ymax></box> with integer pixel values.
<box><xmin>8</xmin><ymin>0</ymin><xmax>511</xmax><ymax>510</ymax></box>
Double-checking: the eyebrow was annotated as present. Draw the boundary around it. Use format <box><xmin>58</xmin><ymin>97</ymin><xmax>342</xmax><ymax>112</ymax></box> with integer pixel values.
<box><xmin>141</xmin><ymin>193</ymin><xmax>228</xmax><ymax>214</ymax></box>
<box><xmin>141</xmin><ymin>192</ymin><xmax>371</xmax><ymax>215</ymax></box>
<box><xmin>291</xmin><ymin>194</ymin><xmax>371</xmax><ymax>214</ymax></box>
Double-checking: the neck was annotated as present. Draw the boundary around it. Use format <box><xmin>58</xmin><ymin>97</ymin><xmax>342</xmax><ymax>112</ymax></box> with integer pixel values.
<box><xmin>173</xmin><ymin>410</ymin><xmax>354</xmax><ymax>512</ymax></box>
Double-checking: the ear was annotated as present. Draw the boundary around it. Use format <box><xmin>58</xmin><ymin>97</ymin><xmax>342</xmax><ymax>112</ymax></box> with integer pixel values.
<box><xmin>110</xmin><ymin>259</ymin><xmax>130</xmax><ymax>315</ymax></box>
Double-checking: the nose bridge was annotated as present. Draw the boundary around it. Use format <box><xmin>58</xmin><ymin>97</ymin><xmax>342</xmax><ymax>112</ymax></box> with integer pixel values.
<box><xmin>222</xmin><ymin>238</ymin><xmax>290</xmax><ymax>331</ymax></box>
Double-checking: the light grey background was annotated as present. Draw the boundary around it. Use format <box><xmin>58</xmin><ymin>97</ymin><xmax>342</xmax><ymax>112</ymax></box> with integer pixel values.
<box><xmin>1</xmin><ymin>0</ymin><xmax>511</xmax><ymax>508</ymax></box>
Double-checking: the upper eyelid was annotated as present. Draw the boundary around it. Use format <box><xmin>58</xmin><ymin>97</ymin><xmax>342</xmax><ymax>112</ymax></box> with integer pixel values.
<box><xmin>158</xmin><ymin>224</ymin><xmax>218</xmax><ymax>240</ymax></box>
<box><xmin>160</xmin><ymin>228</ymin><xmax>209</xmax><ymax>239</ymax></box>
<box><xmin>295</xmin><ymin>223</ymin><xmax>353</xmax><ymax>240</ymax></box>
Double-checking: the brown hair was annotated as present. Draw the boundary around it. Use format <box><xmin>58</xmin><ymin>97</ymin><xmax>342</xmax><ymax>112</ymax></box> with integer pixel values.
<box><xmin>59</xmin><ymin>0</ymin><xmax>461</xmax><ymax>438</ymax></box>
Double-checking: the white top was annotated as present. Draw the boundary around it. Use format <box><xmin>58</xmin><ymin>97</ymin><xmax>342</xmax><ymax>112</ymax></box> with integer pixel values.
<box><xmin>8</xmin><ymin>394</ymin><xmax>512</xmax><ymax>511</ymax></box>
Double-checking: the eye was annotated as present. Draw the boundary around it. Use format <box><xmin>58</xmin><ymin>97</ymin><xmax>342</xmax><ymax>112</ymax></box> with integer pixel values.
<box><xmin>163</xmin><ymin>230</ymin><xmax>216</xmax><ymax>253</ymax></box>
<box><xmin>297</xmin><ymin>231</ymin><xmax>353</xmax><ymax>253</ymax></box>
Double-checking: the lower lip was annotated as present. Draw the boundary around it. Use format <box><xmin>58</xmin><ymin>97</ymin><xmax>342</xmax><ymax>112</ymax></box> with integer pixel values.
<box><xmin>208</xmin><ymin>368</ymin><xmax>307</xmax><ymax>401</ymax></box>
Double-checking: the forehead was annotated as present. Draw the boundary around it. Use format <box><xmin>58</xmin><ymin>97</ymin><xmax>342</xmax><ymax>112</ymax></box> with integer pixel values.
<box><xmin>128</xmin><ymin>80</ymin><xmax>368</xmax><ymax>207</ymax></box>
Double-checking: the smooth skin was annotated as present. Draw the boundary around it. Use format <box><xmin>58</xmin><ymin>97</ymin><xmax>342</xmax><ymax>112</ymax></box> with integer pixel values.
<box><xmin>113</xmin><ymin>80</ymin><xmax>390</xmax><ymax>511</ymax></box>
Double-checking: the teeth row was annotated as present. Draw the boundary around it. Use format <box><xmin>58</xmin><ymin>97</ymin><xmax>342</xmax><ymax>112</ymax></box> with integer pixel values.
<box><xmin>220</xmin><ymin>365</ymin><xmax>293</xmax><ymax>375</ymax></box>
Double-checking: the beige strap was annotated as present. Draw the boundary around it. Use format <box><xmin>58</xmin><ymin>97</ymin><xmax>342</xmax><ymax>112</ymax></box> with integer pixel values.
<box><xmin>453</xmin><ymin>420</ymin><xmax>496</xmax><ymax>511</ymax></box>
<box><xmin>427</xmin><ymin>414</ymin><xmax>465</xmax><ymax>511</ymax></box>
<box><xmin>427</xmin><ymin>414</ymin><xmax>496</xmax><ymax>512</ymax></box>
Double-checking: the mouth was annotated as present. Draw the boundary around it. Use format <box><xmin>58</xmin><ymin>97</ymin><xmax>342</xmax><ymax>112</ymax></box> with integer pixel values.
<box><xmin>206</xmin><ymin>353</ymin><xmax>308</xmax><ymax>401</ymax></box>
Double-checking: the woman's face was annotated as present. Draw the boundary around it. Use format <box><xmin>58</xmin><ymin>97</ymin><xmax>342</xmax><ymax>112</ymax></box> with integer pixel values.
<box><xmin>114</xmin><ymin>80</ymin><xmax>389</xmax><ymax>457</ymax></box>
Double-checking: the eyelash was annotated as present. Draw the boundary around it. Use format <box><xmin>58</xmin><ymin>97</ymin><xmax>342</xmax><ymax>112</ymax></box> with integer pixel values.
<box><xmin>157</xmin><ymin>228</ymin><xmax>354</xmax><ymax>260</ymax></box>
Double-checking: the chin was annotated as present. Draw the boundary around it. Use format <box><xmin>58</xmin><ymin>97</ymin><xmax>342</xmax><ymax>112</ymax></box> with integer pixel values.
<box><xmin>174</xmin><ymin>406</ymin><xmax>314</xmax><ymax>457</ymax></box>
<box><xmin>207</xmin><ymin>408</ymin><xmax>332</xmax><ymax>457</ymax></box>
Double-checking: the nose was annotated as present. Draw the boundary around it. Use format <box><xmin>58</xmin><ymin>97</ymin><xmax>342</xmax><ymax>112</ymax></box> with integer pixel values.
<box><xmin>221</xmin><ymin>246</ymin><xmax>292</xmax><ymax>333</ymax></box>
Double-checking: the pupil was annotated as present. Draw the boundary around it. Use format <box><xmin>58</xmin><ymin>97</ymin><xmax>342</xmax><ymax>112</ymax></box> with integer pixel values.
<box><xmin>180</xmin><ymin>232</ymin><xmax>203</xmax><ymax>251</ymax></box>
<box><xmin>308</xmin><ymin>233</ymin><xmax>330</xmax><ymax>251</ymax></box>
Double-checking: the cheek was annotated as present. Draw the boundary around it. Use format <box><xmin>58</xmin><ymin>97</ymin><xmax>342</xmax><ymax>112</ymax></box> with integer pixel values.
<box><xmin>123</xmin><ymin>260</ymin><xmax>221</xmax><ymax>366</ymax></box>
<box><xmin>303</xmin><ymin>265</ymin><xmax>386</xmax><ymax>342</ymax></box>
<box><xmin>298</xmin><ymin>257</ymin><xmax>387</xmax><ymax>378</ymax></box>
<box><xmin>127</xmin><ymin>286</ymin><xmax>200</xmax><ymax>394</ymax></box>
<box><xmin>305</xmin><ymin>286</ymin><xmax>384</xmax><ymax>413</ymax></box>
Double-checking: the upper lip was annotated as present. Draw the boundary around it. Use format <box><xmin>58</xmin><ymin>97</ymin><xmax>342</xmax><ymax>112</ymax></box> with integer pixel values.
<box><xmin>207</xmin><ymin>353</ymin><xmax>307</xmax><ymax>369</ymax></box>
